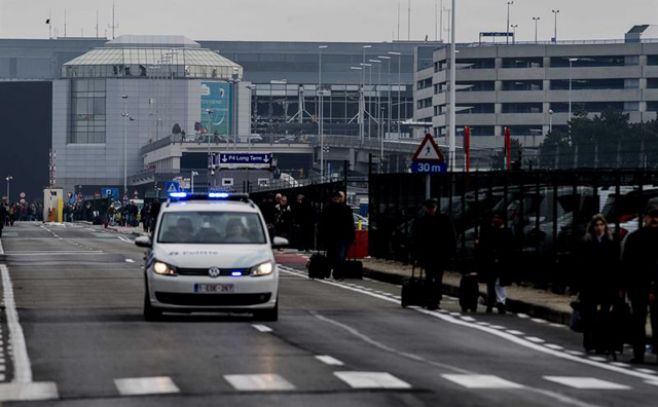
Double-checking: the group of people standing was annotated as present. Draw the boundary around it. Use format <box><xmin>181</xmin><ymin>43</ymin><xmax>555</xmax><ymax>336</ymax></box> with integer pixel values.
<box><xmin>411</xmin><ymin>197</ymin><xmax>658</xmax><ymax>363</ymax></box>
<box><xmin>258</xmin><ymin>193</ymin><xmax>316</xmax><ymax>251</ymax></box>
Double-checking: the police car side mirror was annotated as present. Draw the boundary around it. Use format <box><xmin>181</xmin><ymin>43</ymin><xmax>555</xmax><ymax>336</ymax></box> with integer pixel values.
<box><xmin>134</xmin><ymin>236</ymin><xmax>152</xmax><ymax>248</ymax></box>
<box><xmin>272</xmin><ymin>236</ymin><xmax>289</xmax><ymax>248</ymax></box>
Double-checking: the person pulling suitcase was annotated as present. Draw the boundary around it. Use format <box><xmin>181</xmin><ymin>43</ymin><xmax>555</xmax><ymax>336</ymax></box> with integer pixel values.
<box><xmin>411</xmin><ymin>199</ymin><xmax>456</xmax><ymax>310</ymax></box>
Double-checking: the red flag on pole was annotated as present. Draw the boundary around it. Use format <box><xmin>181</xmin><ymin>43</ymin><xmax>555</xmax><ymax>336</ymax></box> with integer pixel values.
<box><xmin>504</xmin><ymin>127</ymin><xmax>512</xmax><ymax>171</ymax></box>
<box><xmin>464</xmin><ymin>126</ymin><xmax>471</xmax><ymax>173</ymax></box>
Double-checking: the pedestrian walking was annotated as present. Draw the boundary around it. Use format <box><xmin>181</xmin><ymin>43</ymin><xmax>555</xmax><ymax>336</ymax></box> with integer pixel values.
<box><xmin>320</xmin><ymin>190</ymin><xmax>355</xmax><ymax>279</ymax></box>
<box><xmin>575</xmin><ymin>214</ymin><xmax>621</xmax><ymax>355</ymax></box>
<box><xmin>411</xmin><ymin>199</ymin><xmax>456</xmax><ymax>310</ymax></box>
<box><xmin>0</xmin><ymin>203</ymin><xmax>6</xmax><ymax>237</ymax></box>
<box><xmin>622</xmin><ymin>202</ymin><xmax>658</xmax><ymax>364</ymax></box>
<box><xmin>274</xmin><ymin>195</ymin><xmax>293</xmax><ymax>239</ymax></box>
<box><xmin>292</xmin><ymin>194</ymin><xmax>314</xmax><ymax>251</ymax></box>
<box><xmin>476</xmin><ymin>211</ymin><xmax>515</xmax><ymax>314</ymax></box>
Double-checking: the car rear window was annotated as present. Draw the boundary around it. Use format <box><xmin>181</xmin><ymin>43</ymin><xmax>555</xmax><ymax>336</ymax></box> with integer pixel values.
<box><xmin>157</xmin><ymin>211</ymin><xmax>266</xmax><ymax>244</ymax></box>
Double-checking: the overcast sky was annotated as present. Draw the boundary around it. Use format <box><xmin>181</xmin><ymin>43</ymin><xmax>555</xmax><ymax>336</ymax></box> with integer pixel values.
<box><xmin>0</xmin><ymin>0</ymin><xmax>657</xmax><ymax>43</ymax></box>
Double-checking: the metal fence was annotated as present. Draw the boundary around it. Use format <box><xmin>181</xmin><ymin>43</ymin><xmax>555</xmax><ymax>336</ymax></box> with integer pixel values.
<box><xmin>369</xmin><ymin>170</ymin><xmax>658</xmax><ymax>291</ymax></box>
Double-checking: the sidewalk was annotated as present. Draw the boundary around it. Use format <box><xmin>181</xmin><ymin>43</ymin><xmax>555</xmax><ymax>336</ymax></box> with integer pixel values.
<box><xmin>361</xmin><ymin>258</ymin><xmax>575</xmax><ymax>325</ymax></box>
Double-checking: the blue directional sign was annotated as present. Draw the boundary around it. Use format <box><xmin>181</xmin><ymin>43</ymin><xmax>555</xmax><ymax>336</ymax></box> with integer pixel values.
<box><xmin>411</xmin><ymin>162</ymin><xmax>447</xmax><ymax>174</ymax></box>
<box><xmin>101</xmin><ymin>187</ymin><xmax>120</xmax><ymax>201</ymax></box>
<box><xmin>163</xmin><ymin>181</ymin><xmax>181</xmax><ymax>194</ymax></box>
<box><xmin>218</xmin><ymin>153</ymin><xmax>273</xmax><ymax>168</ymax></box>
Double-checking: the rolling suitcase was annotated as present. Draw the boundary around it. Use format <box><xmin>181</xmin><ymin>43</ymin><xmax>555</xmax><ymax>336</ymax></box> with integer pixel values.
<box><xmin>459</xmin><ymin>273</ymin><xmax>480</xmax><ymax>312</ymax></box>
<box><xmin>401</xmin><ymin>265</ymin><xmax>428</xmax><ymax>308</ymax></box>
<box><xmin>307</xmin><ymin>252</ymin><xmax>331</xmax><ymax>279</ymax></box>
<box><xmin>334</xmin><ymin>259</ymin><xmax>364</xmax><ymax>280</ymax></box>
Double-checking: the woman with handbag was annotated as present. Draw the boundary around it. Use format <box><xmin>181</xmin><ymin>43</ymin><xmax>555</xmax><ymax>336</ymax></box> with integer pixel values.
<box><xmin>575</xmin><ymin>214</ymin><xmax>621</xmax><ymax>356</ymax></box>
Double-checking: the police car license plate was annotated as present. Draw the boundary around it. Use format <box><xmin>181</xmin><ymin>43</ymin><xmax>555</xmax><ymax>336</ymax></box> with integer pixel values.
<box><xmin>194</xmin><ymin>284</ymin><xmax>234</xmax><ymax>293</ymax></box>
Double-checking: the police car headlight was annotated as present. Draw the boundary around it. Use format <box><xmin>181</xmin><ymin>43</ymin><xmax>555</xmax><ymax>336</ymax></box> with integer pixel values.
<box><xmin>152</xmin><ymin>261</ymin><xmax>177</xmax><ymax>276</ymax></box>
<box><xmin>251</xmin><ymin>261</ymin><xmax>274</xmax><ymax>277</ymax></box>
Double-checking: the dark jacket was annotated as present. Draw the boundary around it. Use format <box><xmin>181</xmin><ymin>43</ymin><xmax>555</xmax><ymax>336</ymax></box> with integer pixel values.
<box><xmin>622</xmin><ymin>227</ymin><xmax>658</xmax><ymax>296</ymax></box>
<box><xmin>576</xmin><ymin>235</ymin><xmax>620</xmax><ymax>304</ymax></box>
<box><xmin>477</xmin><ymin>224</ymin><xmax>516</xmax><ymax>286</ymax></box>
<box><xmin>412</xmin><ymin>212</ymin><xmax>456</xmax><ymax>267</ymax></box>
<box><xmin>321</xmin><ymin>202</ymin><xmax>355</xmax><ymax>245</ymax></box>
<box><xmin>0</xmin><ymin>205</ymin><xmax>6</xmax><ymax>228</ymax></box>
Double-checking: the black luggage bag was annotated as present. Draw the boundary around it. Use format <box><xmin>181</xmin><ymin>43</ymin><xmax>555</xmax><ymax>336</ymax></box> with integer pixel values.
<box><xmin>459</xmin><ymin>273</ymin><xmax>480</xmax><ymax>312</ymax></box>
<box><xmin>401</xmin><ymin>265</ymin><xmax>429</xmax><ymax>308</ymax></box>
<box><xmin>308</xmin><ymin>253</ymin><xmax>331</xmax><ymax>279</ymax></box>
<box><xmin>334</xmin><ymin>260</ymin><xmax>364</xmax><ymax>280</ymax></box>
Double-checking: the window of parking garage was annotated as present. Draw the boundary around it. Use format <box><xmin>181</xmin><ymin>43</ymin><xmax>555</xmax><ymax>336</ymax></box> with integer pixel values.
<box><xmin>550</xmin><ymin>56</ymin><xmax>625</xmax><ymax>68</ymax></box>
<box><xmin>502</xmin><ymin>80</ymin><xmax>543</xmax><ymax>91</ymax></box>
<box><xmin>435</xmin><ymin>60</ymin><xmax>447</xmax><ymax>72</ymax></box>
<box><xmin>456</xmin><ymin>103</ymin><xmax>494</xmax><ymax>114</ymax></box>
<box><xmin>417</xmin><ymin>97</ymin><xmax>432</xmax><ymax>109</ymax></box>
<box><xmin>649</xmin><ymin>55</ymin><xmax>658</xmax><ymax>65</ymax></box>
<box><xmin>69</xmin><ymin>79</ymin><xmax>106</xmax><ymax>144</ymax></box>
<box><xmin>502</xmin><ymin>57</ymin><xmax>543</xmax><ymax>68</ymax></box>
<box><xmin>503</xmin><ymin>125</ymin><xmax>543</xmax><ymax>136</ymax></box>
<box><xmin>550</xmin><ymin>78</ymin><xmax>626</xmax><ymax>90</ymax></box>
<box><xmin>549</xmin><ymin>102</ymin><xmax>624</xmax><ymax>113</ymax></box>
<box><xmin>456</xmin><ymin>81</ymin><xmax>495</xmax><ymax>92</ymax></box>
<box><xmin>502</xmin><ymin>103</ymin><xmax>543</xmax><ymax>114</ymax></box>
<box><xmin>456</xmin><ymin>58</ymin><xmax>495</xmax><ymax>69</ymax></box>
<box><xmin>647</xmin><ymin>101</ymin><xmax>658</xmax><ymax>111</ymax></box>
<box><xmin>648</xmin><ymin>78</ymin><xmax>658</xmax><ymax>88</ymax></box>
<box><xmin>417</xmin><ymin>78</ymin><xmax>432</xmax><ymax>90</ymax></box>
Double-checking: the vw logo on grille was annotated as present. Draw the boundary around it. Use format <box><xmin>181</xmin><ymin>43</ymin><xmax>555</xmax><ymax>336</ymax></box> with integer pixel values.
<box><xmin>208</xmin><ymin>267</ymin><xmax>221</xmax><ymax>278</ymax></box>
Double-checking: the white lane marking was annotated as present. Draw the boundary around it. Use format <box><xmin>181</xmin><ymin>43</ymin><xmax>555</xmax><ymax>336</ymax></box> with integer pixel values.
<box><xmin>0</xmin><ymin>264</ymin><xmax>59</xmax><ymax>401</ymax></box>
<box><xmin>224</xmin><ymin>374</ymin><xmax>295</xmax><ymax>391</ymax></box>
<box><xmin>645</xmin><ymin>380</ymin><xmax>658</xmax><ymax>386</ymax></box>
<box><xmin>489</xmin><ymin>325</ymin><xmax>505</xmax><ymax>330</ymax></box>
<box><xmin>531</xmin><ymin>318</ymin><xmax>548</xmax><ymax>324</ymax></box>
<box><xmin>124</xmin><ymin>259</ymin><xmax>136</xmax><ymax>263</ymax></box>
<box><xmin>610</xmin><ymin>362</ymin><xmax>631</xmax><ymax>368</ymax></box>
<box><xmin>549</xmin><ymin>323</ymin><xmax>566</xmax><ymax>328</ymax></box>
<box><xmin>588</xmin><ymin>356</ymin><xmax>608</xmax><ymax>362</ymax></box>
<box><xmin>567</xmin><ymin>350</ymin><xmax>585</xmax><ymax>356</ymax></box>
<box><xmin>460</xmin><ymin>316</ymin><xmax>476</xmax><ymax>322</ymax></box>
<box><xmin>477</xmin><ymin>322</ymin><xmax>491</xmax><ymax>326</ymax></box>
<box><xmin>0</xmin><ymin>238</ymin><xmax>4</xmax><ymax>255</ymax></box>
<box><xmin>525</xmin><ymin>336</ymin><xmax>546</xmax><ymax>343</ymax></box>
<box><xmin>5</xmin><ymin>251</ymin><xmax>104</xmax><ymax>256</ymax></box>
<box><xmin>543</xmin><ymin>376</ymin><xmax>630</xmax><ymax>390</ymax></box>
<box><xmin>278</xmin><ymin>266</ymin><xmax>658</xmax><ymax>384</ymax></box>
<box><xmin>252</xmin><ymin>324</ymin><xmax>273</xmax><ymax>333</ymax></box>
<box><xmin>442</xmin><ymin>374</ymin><xmax>524</xmax><ymax>389</ymax></box>
<box><xmin>315</xmin><ymin>355</ymin><xmax>344</xmax><ymax>366</ymax></box>
<box><xmin>334</xmin><ymin>372</ymin><xmax>411</xmax><ymax>389</ymax></box>
<box><xmin>117</xmin><ymin>236</ymin><xmax>133</xmax><ymax>244</ymax></box>
<box><xmin>635</xmin><ymin>368</ymin><xmax>658</xmax><ymax>375</ymax></box>
<box><xmin>517</xmin><ymin>313</ymin><xmax>530</xmax><ymax>319</ymax></box>
<box><xmin>506</xmin><ymin>330</ymin><xmax>524</xmax><ymax>335</ymax></box>
<box><xmin>2</xmin><ymin>264</ymin><xmax>31</xmax><ymax>383</ymax></box>
<box><xmin>545</xmin><ymin>344</ymin><xmax>564</xmax><ymax>350</ymax></box>
<box><xmin>114</xmin><ymin>377</ymin><xmax>180</xmax><ymax>395</ymax></box>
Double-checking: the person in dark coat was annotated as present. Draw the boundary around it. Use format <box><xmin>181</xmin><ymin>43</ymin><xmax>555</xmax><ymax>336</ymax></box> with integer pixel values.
<box><xmin>321</xmin><ymin>190</ymin><xmax>355</xmax><ymax>279</ymax></box>
<box><xmin>477</xmin><ymin>211</ymin><xmax>516</xmax><ymax>314</ymax></box>
<box><xmin>0</xmin><ymin>203</ymin><xmax>6</xmax><ymax>237</ymax></box>
<box><xmin>274</xmin><ymin>195</ymin><xmax>293</xmax><ymax>239</ymax></box>
<box><xmin>412</xmin><ymin>199</ymin><xmax>456</xmax><ymax>310</ymax></box>
<box><xmin>576</xmin><ymin>214</ymin><xmax>621</xmax><ymax>355</ymax></box>
<box><xmin>258</xmin><ymin>194</ymin><xmax>277</xmax><ymax>239</ymax></box>
<box><xmin>148</xmin><ymin>201</ymin><xmax>161</xmax><ymax>234</ymax></box>
<box><xmin>622</xmin><ymin>203</ymin><xmax>658</xmax><ymax>364</ymax></box>
<box><xmin>292</xmin><ymin>194</ymin><xmax>314</xmax><ymax>251</ymax></box>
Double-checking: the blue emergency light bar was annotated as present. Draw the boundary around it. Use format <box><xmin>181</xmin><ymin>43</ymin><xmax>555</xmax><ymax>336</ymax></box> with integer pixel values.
<box><xmin>166</xmin><ymin>192</ymin><xmax>251</xmax><ymax>203</ymax></box>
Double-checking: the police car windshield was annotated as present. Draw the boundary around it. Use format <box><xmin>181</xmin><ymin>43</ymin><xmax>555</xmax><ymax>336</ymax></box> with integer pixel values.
<box><xmin>158</xmin><ymin>212</ymin><xmax>266</xmax><ymax>244</ymax></box>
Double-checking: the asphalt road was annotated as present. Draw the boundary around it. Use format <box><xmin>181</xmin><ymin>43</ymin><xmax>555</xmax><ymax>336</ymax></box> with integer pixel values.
<box><xmin>0</xmin><ymin>222</ymin><xmax>656</xmax><ymax>406</ymax></box>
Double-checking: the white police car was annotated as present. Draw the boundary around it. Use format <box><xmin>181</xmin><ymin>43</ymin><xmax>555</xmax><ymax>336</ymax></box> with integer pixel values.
<box><xmin>134</xmin><ymin>193</ymin><xmax>287</xmax><ymax>321</ymax></box>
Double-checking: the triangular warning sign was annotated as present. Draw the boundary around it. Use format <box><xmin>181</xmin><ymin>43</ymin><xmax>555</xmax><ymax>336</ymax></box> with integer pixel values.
<box><xmin>167</xmin><ymin>183</ymin><xmax>178</xmax><ymax>193</ymax></box>
<box><xmin>412</xmin><ymin>133</ymin><xmax>444</xmax><ymax>162</ymax></box>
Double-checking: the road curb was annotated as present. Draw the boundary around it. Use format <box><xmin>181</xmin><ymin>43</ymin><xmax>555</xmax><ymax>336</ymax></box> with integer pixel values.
<box><xmin>362</xmin><ymin>267</ymin><xmax>571</xmax><ymax>325</ymax></box>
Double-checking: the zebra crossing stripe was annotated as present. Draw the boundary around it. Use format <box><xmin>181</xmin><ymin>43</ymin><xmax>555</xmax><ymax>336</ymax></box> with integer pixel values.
<box><xmin>114</xmin><ymin>377</ymin><xmax>180</xmax><ymax>395</ymax></box>
<box><xmin>224</xmin><ymin>374</ymin><xmax>295</xmax><ymax>391</ymax></box>
<box><xmin>334</xmin><ymin>371</ymin><xmax>411</xmax><ymax>389</ymax></box>
<box><xmin>543</xmin><ymin>376</ymin><xmax>630</xmax><ymax>390</ymax></box>
<box><xmin>442</xmin><ymin>374</ymin><xmax>523</xmax><ymax>389</ymax></box>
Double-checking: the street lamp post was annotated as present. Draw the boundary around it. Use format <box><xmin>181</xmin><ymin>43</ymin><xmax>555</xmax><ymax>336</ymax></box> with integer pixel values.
<box><xmin>121</xmin><ymin>95</ymin><xmax>128</xmax><ymax>203</ymax></box>
<box><xmin>552</xmin><ymin>9</ymin><xmax>560</xmax><ymax>43</ymax></box>
<box><xmin>360</xmin><ymin>62</ymin><xmax>372</xmax><ymax>140</ymax></box>
<box><xmin>191</xmin><ymin>171</ymin><xmax>199</xmax><ymax>193</ymax></box>
<box><xmin>370</xmin><ymin>59</ymin><xmax>383</xmax><ymax>143</ymax></box>
<box><xmin>449</xmin><ymin>0</ymin><xmax>456</xmax><ymax>171</ymax></box>
<box><xmin>506</xmin><ymin>1</ymin><xmax>514</xmax><ymax>45</ymax></box>
<box><xmin>5</xmin><ymin>176</ymin><xmax>13</xmax><ymax>203</ymax></box>
<box><xmin>532</xmin><ymin>17</ymin><xmax>540</xmax><ymax>43</ymax></box>
<box><xmin>388</xmin><ymin>51</ymin><xmax>402</xmax><ymax>140</ymax></box>
<box><xmin>511</xmin><ymin>24</ymin><xmax>518</xmax><ymax>44</ymax></box>
<box><xmin>378</xmin><ymin>55</ymin><xmax>392</xmax><ymax>139</ymax></box>
<box><xmin>318</xmin><ymin>45</ymin><xmax>328</xmax><ymax>181</ymax></box>
<box><xmin>350</xmin><ymin>66</ymin><xmax>365</xmax><ymax>144</ymax></box>
<box><xmin>548</xmin><ymin>109</ymin><xmax>553</xmax><ymax>134</ymax></box>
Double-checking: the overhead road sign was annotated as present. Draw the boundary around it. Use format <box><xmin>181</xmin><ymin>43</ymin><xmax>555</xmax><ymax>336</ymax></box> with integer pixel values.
<box><xmin>163</xmin><ymin>181</ymin><xmax>181</xmax><ymax>194</ymax></box>
<box><xmin>218</xmin><ymin>152</ymin><xmax>273</xmax><ymax>169</ymax></box>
